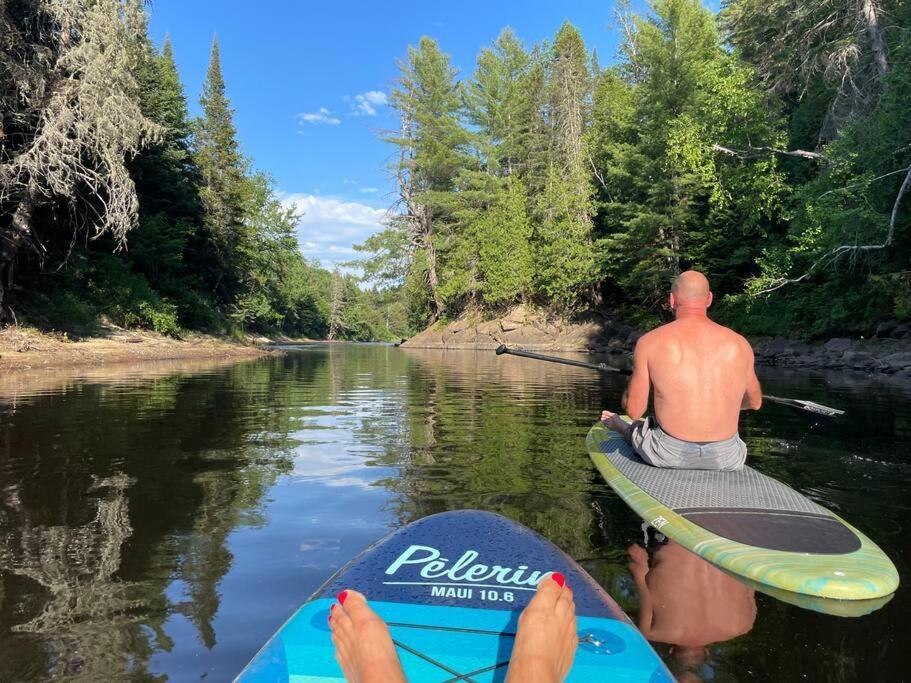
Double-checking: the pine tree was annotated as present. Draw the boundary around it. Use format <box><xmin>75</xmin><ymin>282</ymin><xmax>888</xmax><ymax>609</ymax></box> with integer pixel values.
<box><xmin>387</xmin><ymin>37</ymin><xmax>468</xmax><ymax>322</ymax></box>
<box><xmin>195</xmin><ymin>36</ymin><xmax>249</xmax><ymax>305</ymax></box>
<box><xmin>477</xmin><ymin>175</ymin><xmax>534</xmax><ymax>305</ymax></box>
<box><xmin>550</xmin><ymin>23</ymin><xmax>591</xmax><ymax>177</ymax></box>
<box><xmin>129</xmin><ymin>35</ymin><xmax>203</xmax><ymax>289</ymax></box>
<box><xmin>464</xmin><ymin>28</ymin><xmax>533</xmax><ymax>176</ymax></box>
<box><xmin>527</xmin><ymin>23</ymin><xmax>595</xmax><ymax>305</ymax></box>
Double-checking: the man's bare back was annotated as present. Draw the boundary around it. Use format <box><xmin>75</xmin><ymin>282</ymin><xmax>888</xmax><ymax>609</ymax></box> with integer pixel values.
<box><xmin>634</xmin><ymin>314</ymin><xmax>758</xmax><ymax>441</ymax></box>
<box><xmin>602</xmin><ymin>270</ymin><xmax>762</xmax><ymax>467</ymax></box>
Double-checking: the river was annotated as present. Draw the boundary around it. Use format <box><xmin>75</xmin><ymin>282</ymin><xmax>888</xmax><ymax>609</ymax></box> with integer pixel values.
<box><xmin>0</xmin><ymin>344</ymin><xmax>907</xmax><ymax>681</ymax></box>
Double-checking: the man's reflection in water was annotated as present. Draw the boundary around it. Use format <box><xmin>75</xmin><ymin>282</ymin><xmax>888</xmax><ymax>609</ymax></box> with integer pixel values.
<box><xmin>628</xmin><ymin>538</ymin><xmax>757</xmax><ymax>681</ymax></box>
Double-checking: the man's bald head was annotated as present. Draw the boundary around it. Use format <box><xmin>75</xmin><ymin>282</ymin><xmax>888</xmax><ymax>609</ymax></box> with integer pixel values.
<box><xmin>670</xmin><ymin>270</ymin><xmax>712</xmax><ymax>311</ymax></box>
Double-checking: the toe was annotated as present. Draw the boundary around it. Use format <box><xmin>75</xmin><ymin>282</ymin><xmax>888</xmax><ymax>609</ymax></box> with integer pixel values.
<box><xmin>556</xmin><ymin>584</ymin><xmax>574</xmax><ymax>611</ymax></box>
<box><xmin>339</xmin><ymin>589</ymin><xmax>379</xmax><ymax>626</ymax></box>
<box><xmin>530</xmin><ymin>573</ymin><xmax>564</xmax><ymax>608</ymax></box>
<box><xmin>332</xmin><ymin>600</ymin><xmax>354</xmax><ymax>633</ymax></box>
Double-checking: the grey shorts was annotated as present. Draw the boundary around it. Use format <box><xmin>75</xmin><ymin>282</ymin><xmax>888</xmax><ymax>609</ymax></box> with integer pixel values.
<box><xmin>628</xmin><ymin>417</ymin><xmax>747</xmax><ymax>471</ymax></box>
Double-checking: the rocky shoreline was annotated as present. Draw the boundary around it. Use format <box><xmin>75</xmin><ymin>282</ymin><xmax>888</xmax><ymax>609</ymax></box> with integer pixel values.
<box><xmin>752</xmin><ymin>335</ymin><xmax>911</xmax><ymax>378</ymax></box>
<box><xmin>401</xmin><ymin>305</ymin><xmax>911</xmax><ymax>379</ymax></box>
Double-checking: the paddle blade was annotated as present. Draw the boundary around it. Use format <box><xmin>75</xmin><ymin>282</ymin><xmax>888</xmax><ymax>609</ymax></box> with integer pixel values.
<box><xmin>764</xmin><ymin>395</ymin><xmax>844</xmax><ymax>417</ymax></box>
<box><xmin>796</xmin><ymin>400</ymin><xmax>845</xmax><ymax>417</ymax></box>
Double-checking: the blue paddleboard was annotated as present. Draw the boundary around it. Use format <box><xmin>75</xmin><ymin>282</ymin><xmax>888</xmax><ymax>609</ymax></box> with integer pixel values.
<box><xmin>236</xmin><ymin>510</ymin><xmax>672</xmax><ymax>682</ymax></box>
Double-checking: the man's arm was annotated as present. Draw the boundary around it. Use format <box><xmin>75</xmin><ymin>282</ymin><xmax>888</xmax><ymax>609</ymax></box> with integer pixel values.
<box><xmin>627</xmin><ymin>545</ymin><xmax>655</xmax><ymax>636</ymax></box>
<box><xmin>623</xmin><ymin>339</ymin><xmax>651</xmax><ymax>419</ymax></box>
<box><xmin>741</xmin><ymin>343</ymin><xmax>762</xmax><ymax>411</ymax></box>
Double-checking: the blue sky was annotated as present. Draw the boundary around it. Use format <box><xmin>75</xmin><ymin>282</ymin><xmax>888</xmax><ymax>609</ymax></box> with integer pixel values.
<box><xmin>148</xmin><ymin>1</ymin><xmax>653</xmax><ymax>269</ymax></box>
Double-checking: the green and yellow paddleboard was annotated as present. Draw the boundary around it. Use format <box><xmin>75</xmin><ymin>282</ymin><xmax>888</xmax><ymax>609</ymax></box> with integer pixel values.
<box><xmin>588</xmin><ymin>422</ymin><xmax>899</xmax><ymax>601</ymax></box>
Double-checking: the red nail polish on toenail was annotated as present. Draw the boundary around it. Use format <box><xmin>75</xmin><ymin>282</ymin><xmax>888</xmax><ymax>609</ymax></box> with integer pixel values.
<box><xmin>551</xmin><ymin>572</ymin><xmax>566</xmax><ymax>587</ymax></box>
<box><xmin>328</xmin><ymin>614</ymin><xmax>332</xmax><ymax>623</ymax></box>
<box><xmin>338</xmin><ymin>590</ymin><xmax>349</xmax><ymax>605</ymax></box>
<box><xmin>330</xmin><ymin>603</ymin><xmax>336</xmax><ymax>612</ymax></box>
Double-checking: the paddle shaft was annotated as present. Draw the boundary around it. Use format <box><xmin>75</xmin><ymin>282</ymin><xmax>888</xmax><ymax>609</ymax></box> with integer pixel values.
<box><xmin>494</xmin><ymin>345</ymin><xmax>843</xmax><ymax>417</ymax></box>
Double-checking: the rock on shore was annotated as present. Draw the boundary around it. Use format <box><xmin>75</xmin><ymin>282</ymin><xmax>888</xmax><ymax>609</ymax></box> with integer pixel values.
<box><xmin>402</xmin><ymin>305</ymin><xmax>911</xmax><ymax>378</ymax></box>
<box><xmin>752</xmin><ymin>336</ymin><xmax>911</xmax><ymax>377</ymax></box>
<box><xmin>401</xmin><ymin>305</ymin><xmax>638</xmax><ymax>356</ymax></box>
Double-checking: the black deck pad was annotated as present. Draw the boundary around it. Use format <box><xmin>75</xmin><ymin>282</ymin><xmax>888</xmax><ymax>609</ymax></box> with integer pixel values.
<box><xmin>679</xmin><ymin>508</ymin><xmax>862</xmax><ymax>554</ymax></box>
<box><xmin>600</xmin><ymin>435</ymin><xmax>862</xmax><ymax>554</ymax></box>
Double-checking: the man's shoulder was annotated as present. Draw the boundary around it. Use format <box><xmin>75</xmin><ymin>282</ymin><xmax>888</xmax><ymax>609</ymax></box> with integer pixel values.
<box><xmin>707</xmin><ymin>321</ymin><xmax>755</xmax><ymax>359</ymax></box>
<box><xmin>636</xmin><ymin>325</ymin><xmax>670</xmax><ymax>347</ymax></box>
<box><xmin>712</xmin><ymin>320</ymin><xmax>752</xmax><ymax>346</ymax></box>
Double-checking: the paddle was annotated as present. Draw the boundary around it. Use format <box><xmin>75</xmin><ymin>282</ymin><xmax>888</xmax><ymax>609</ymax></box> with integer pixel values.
<box><xmin>494</xmin><ymin>344</ymin><xmax>844</xmax><ymax>417</ymax></box>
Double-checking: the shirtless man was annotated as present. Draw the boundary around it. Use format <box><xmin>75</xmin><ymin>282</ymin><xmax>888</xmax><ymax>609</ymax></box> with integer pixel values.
<box><xmin>601</xmin><ymin>270</ymin><xmax>762</xmax><ymax>470</ymax></box>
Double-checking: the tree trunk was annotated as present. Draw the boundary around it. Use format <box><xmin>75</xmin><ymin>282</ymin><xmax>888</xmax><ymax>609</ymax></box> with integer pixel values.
<box><xmin>423</xmin><ymin>218</ymin><xmax>444</xmax><ymax>322</ymax></box>
<box><xmin>0</xmin><ymin>179</ymin><xmax>40</xmax><ymax>316</ymax></box>
<box><xmin>860</xmin><ymin>0</ymin><xmax>889</xmax><ymax>79</ymax></box>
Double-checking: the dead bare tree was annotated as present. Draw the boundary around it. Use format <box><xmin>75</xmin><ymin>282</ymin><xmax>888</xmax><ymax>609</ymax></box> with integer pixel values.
<box><xmin>0</xmin><ymin>0</ymin><xmax>159</xmax><ymax>316</ymax></box>
<box><xmin>723</xmin><ymin>0</ymin><xmax>892</xmax><ymax>142</ymax></box>
<box><xmin>327</xmin><ymin>268</ymin><xmax>345</xmax><ymax>340</ymax></box>
<box><xmin>712</xmin><ymin>144</ymin><xmax>824</xmax><ymax>161</ymax></box>
<box><xmin>391</xmin><ymin>113</ymin><xmax>444</xmax><ymax>321</ymax></box>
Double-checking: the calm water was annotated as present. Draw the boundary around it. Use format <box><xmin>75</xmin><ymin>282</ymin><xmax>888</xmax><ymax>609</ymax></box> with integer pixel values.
<box><xmin>0</xmin><ymin>345</ymin><xmax>908</xmax><ymax>682</ymax></box>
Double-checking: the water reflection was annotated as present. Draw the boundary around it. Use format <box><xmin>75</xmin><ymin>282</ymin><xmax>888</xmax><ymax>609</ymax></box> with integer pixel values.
<box><xmin>0</xmin><ymin>346</ymin><xmax>906</xmax><ymax>681</ymax></box>
<box><xmin>0</xmin><ymin>474</ymin><xmax>139</xmax><ymax>678</ymax></box>
<box><xmin>627</xmin><ymin>536</ymin><xmax>757</xmax><ymax>681</ymax></box>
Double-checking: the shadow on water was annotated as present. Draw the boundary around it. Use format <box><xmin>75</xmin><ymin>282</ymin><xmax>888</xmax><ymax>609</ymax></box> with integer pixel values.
<box><xmin>0</xmin><ymin>345</ymin><xmax>907</xmax><ymax>681</ymax></box>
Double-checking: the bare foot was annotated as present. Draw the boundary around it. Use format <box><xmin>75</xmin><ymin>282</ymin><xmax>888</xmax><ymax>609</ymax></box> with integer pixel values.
<box><xmin>600</xmin><ymin>410</ymin><xmax>631</xmax><ymax>439</ymax></box>
<box><xmin>505</xmin><ymin>573</ymin><xmax>578</xmax><ymax>683</ymax></box>
<box><xmin>328</xmin><ymin>590</ymin><xmax>406</xmax><ymax>683</ymax></box>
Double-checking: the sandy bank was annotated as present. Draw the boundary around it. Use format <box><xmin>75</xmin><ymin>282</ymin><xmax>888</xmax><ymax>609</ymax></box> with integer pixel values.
<box><xmin>0</xmin><ymin>325</ymin><xmax>275</xmax><ymax>374</ymax></box>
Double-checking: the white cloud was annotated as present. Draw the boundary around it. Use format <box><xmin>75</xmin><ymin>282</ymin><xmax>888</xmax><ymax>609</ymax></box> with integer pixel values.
<box><xmin>298</xmin><ymin>107</ymin><xmax>340</xmax><ymax>126</ymax></box>
<box><xmin>359</xmin><ymin>187</ymin><xmax>378</xmax><ymax>194</ymax></box>
<box><xmin>282</xmin><ymin>193</ymin><xmax>387</xmax><ymax>269</ymax></box>
<box><xmin>347</xmin><ymin>90</ymin><xmax>388</xmax><ymax>117</ymax></box>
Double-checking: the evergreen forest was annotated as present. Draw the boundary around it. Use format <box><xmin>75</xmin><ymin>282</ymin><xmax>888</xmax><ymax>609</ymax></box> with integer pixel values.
<box><xmin>2</xmin><ymin>0</ymin><xmax>909</xmax><ymax>341</ymax></box>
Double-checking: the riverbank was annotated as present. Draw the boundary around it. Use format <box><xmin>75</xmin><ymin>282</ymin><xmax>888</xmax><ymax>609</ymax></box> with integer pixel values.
<box><xmin>401</xmin><ymin>305</ymin><xmax>911</xmax><ymax>378</ymax></box>
<box><xmin>0</xmin><ymin>325</ymin><xmax>274</xmax><ymax>374</ymax></box>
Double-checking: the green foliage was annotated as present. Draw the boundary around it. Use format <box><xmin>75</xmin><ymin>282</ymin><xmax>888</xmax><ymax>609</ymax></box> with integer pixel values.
<box><xmin>719</xmin><ymin>278</ymin><xmax>895</xmax><ymax>339</ymax></box>
<box><xmin>723</xmin><ymin>2</ymin><xmax>911</xmax><ymax>334</ymax></box>
<box><xmin>193</xmin><ymin>37</ymin><xmax>250</xmax><ymax>305</ymax></box>
<box><xmin>8</xmin><ymin>0</ymin><xmax>909</xmax><ymax>343</ymax></box>
<box><xmin>86</xmin><ymin>255</ymin><xmax>182</xmax><ymax>336</ymax></box>
<box><xmin>33</xmin><ymin>290</ymin><xmax>99</xmax><ymax>333</ymax></box>
<box><xmin>3</xmin><ymin>8</ymin><xmax>405</xmax><ymax>343</ymax></box>
<box><xmin>533</xmin><ymin>166</ymin><xmax>596</xmax><ymax>304</ymax></box>
<box><xmin>358</xmin><ymin>1</ymin><xmax>911</xmax><ymax>340</ymax></box>
<box><xmin>392</xmin><ymin>37</ymin><xmax>469</xmax><ymax>192</ymax></box>
<box><xmin>477</xmin><ymin>175</ymin><xmax>534</xmax><ymax>306</ymax></box>
<box><xmin>592</xmin><ymin>0</ymin><xmax>790</xmax><ymax>319</ymax></box>
<box><xmin>464</xmin><ymin>28</ymin><xmax>536</xmax><ymax>175</ymax></box>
